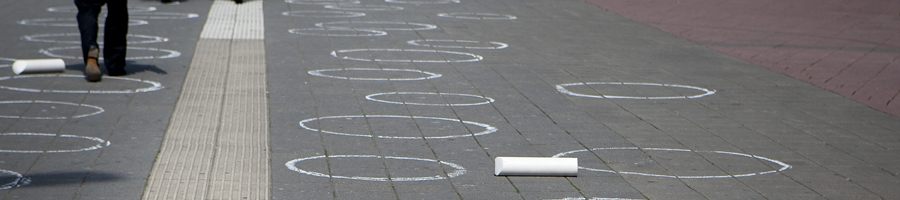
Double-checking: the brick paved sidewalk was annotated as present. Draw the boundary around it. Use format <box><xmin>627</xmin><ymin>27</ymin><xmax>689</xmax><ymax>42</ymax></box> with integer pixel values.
<box><xmin>583</xmin><ymin>0</ymin><xmax>900</xmax><ymax>116</ymax></box>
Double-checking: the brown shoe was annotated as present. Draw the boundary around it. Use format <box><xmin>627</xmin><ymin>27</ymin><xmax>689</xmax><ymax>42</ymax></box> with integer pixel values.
<box><xmin>85</xmin><ymin>48</ymin><xmax>101</xmax><ymax>82</ymax></box>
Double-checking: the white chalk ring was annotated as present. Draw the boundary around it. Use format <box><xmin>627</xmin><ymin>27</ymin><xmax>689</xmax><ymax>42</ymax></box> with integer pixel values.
<box><xmin>285</xmin><ymin>155</ymin><xmax>466</xmax><ymax>181</ymax></box>
<box><xmin>0</xmin><ymin>133</ymin><xmax>110</xmax><ymax>153</ymax></box>
<box><xmin>407</xmin><ymin>39</ymin><xmax>508</xmax><ymax>49</ymax></box>
<box><xmin>0</xmin><ymin>74</ymin><xmax>163</xmax><ymax>94</ymax></box>
<box><xmin>316</xmin><ymin>21</ymin><xmax>437</xmax><ymax>31</ymax></box>
<box><xmin>324</xmin><ymin>4</ymin><xmax>403</xmax><ymax>11</ymax></box>
<box><xmin>556</xmin><ymin>82</ymin><xmax>715</xmax><ymax>99</ymax></box>
<box><xmin>282</xmin><ymin>10</ymin><xmax>366</xmax><ymax>18</ymax></box>
<box><xmin>40</xmin><ymin>46</ymin><xmax>180</xmax><ymax>60</ymax></box>
<box><xmin>299</xmin><ymin>115</ymin><xmax>497</xmax><ymax>139</ymax></box>
<box><xmin>289</xmin><ymin>28</ymin><xmax>387</xmax><ymax>37</ymax></box>
<box><xmin>552</xmin><ymin>147</ymin><xmax>791</xmax><ymax>179</ymax></box>
<box><xmin>365</xmin><ymin>92</ymin><xmax>494</xmax><ymax>106</ymax></box>
<box><xmin>0</xmin><ymin>100</ymin><xmax>104</xmax><ymax>119</ymax></box>
<box><xmin>437</xmin><ymin>13</ymin><xmax>516</xmax><ymax>20</ymax></box>
<box><xmin>22</xmin><ymin>33</ymin><xmax>169</xmax><ymax>44</ymax></box>
<box><xmin>47</xmin><ymin>6</ymin><xmax>157</xmax><ymax>13</ymax></box>
<box><xmin>129</xmin><ymin>12</ymin><xmax>200</xmax><ymax>20</ymax></box>
<box><xmin>18</xmin><ymin>18</ymin><xmax>148</xmax><ymax>27</ymax></box>
<box><xmin>308</xmin><ymin>68</ymin><xmax>441</xmax><ymax>81</ymax></box>
<box><xmin>331</xmin><ymin>49</ymin><xmax>483</xmax><ymax>63</ymax></box>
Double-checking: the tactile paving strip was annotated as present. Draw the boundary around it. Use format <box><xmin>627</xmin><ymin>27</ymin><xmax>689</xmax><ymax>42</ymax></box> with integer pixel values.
<box><xmin>143</xmin><ymin>1</ymin><xmax>269</xmax><ymax>199</ymax></box>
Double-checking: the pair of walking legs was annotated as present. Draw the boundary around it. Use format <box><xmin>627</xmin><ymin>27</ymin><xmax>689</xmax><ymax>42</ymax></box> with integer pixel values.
<box><xmin>75</xmin><ymin>0</ymin><xmax>127</xmax><ymax>81</ymax></box>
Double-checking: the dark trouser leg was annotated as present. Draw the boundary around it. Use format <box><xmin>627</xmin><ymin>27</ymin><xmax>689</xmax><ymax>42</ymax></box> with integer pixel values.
<box><xmin>74</xmin><ymin>0</ymin><xmax>103</xmax><ymax>64</ymax></box>
<box><xmin>104</xmin><ymin>0</ymin><xmax>128</xmax><ymax>76</ymax></box>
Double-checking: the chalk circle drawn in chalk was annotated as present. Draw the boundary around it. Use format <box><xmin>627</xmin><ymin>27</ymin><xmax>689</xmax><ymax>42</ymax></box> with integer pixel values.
<box><xmin>0</xmin><ymin>169</ymin><xmax>24</xmax><ymax>190</ymax></box>
<box><xmin>552</xmin><ymin>147</ymin><xmax>792</xmax><ymax>179</ymax></box>
<box><xmin>437</xmin><ymin>13</ymin><xmax>517</xmax><ymax>20</ymax></box>
<box><xmin>0</xmin><ymin>74</ymin><xmax>163</xmax><ymax>94</ymax></box>
<box><xmin>331</xmin><ymin>49</ymin><xmax>483</xmax><ymax>63</ymax></box>
<box><xmin>0</xmin><ymin>133</ymin><xmax>111</xmax><ymax>153</ymax></box>
<box><xmin>556</xmin><ymin>82</ymin><xmax>715</xmax><ymax>99</ymax></box>
<box><xmin>47</xmin><ymin>6</ymin><xmax>157</xmax><ymax>13</ymax></box>
<box><xmin>549</xmin><ymin>198</ymin><xmax>644</xmax><ymax>200</ymax></box>
<box><xmin>323</xmin><ymin>4</ymin><xmax>404</xmax><ymax>11</ymax></box>
<box><xmin>129</xmin><ymin>12</ymin><xmax>200</xmax><ymax>20</ymax></box>
<box><xmin>386</xmin><ymin>0</ymin><xmax>460</xmax><ymax>4</ymax></box>
<box><xmin>0</xmin><ymin>57</ymin><xmax>14</xmax><ymax>68</ymax></box>
<box><xmin>365</xmin><ymin>92</ymin><xmax>494</xmax><ymax>106</ymax></box>
<box><xmin>0</xmin><ymin>100</ymin><xmax>104</xmax><ymax>119</ymax></box>
<box><xmin>289</xmin><ymin>28</ymin><xmax>387</xmax><ymax>37</ymax></box>
<box><xmin>316</xmin><ymin>21</ymin><xmax>437</xmax><ymax>31</ymax></box>
<box><xmin>23</xmin><ymin>33</ymin><xmax>169</xmax><ymax>44</ymax></box>
<box><xmin>299</xmin><ymin>115</ymin><xmax>498</xmax><ymax>139</ymax></box>
<box><xmin>286</xmin><ymin>155</ymin><xmax>466</xmax><ymax>181</ymax></box>
<box><xmin>282</xmin><ymin>10</ymin><xmax>366</xmax><ymax>18</ymax></box>
<box><xmin>40</xmin><ymin>46</ymin><xmax>180</xmax><ymax>60</ymax></box>
<box><xmin>286</xmin><ymin>0</ymin><xmax>360</xmax><ymax>5</ymax></box>
<box><xmin>407</xmin><ymin>39</ymin><xmax>508</xmax><ymax>49</ymax></box>
<box><xmin>308</xmin><ymin>68</ymin><xmax>441</xmax><ymax>81</ymax></box>
<box><xmin>19</xmin><ymin>18</ymin><xmax>148</xmax><ymax>27</ymax></box>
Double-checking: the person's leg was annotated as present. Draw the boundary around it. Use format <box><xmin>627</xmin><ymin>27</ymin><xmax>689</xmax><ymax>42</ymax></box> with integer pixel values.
<box><xmin>75</xmin><ymin>0</ymin><xmax>104</xmax><ymax>81</ymax></box>
<box><xmin>103</xmin><ymin>0</ymin><xmax>129</xmax><ymax>76</ymax></box>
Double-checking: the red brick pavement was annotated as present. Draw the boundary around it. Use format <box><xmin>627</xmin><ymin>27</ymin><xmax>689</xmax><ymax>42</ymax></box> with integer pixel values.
<box><xmin>583</xmin><ymin>0</ymin><xmax>900</xmax><ymax>117</ymax></box>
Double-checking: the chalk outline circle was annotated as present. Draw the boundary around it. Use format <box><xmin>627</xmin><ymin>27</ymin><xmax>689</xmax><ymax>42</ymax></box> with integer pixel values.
<box><xmin>331</xmin><ymin>49</ymin><xmax>483</xmax><ymax>63</ymax></box>
<box><xmin>552</xmin><ymin>147</ymin><xmax>792</xmax><ymax>179</ymax></box>
<box><xmin>365</xmin><ymin>92</ymin><xmax>495</xmax><ymax>106</ymax></box>
<box><xmin>47</xmin><ymin>6</ymin><xmax>157</xmax><ymax>13</ymax></box>
<box><xmin>285</xmin><ymin>155</ymin><xmax>466</xmax><ymax>181</ymax></box>
<box><xmin>299</xmin><ymin>115</ymin><xmax>498</xmax><ymax>139</ymax></box>
<box><xmin>315</xmin><ymin>21</ymin><xmax>437</xmax><ymax>31</ymax></box>
<box><xmin>22</xmin><ymin>33</ymin><xmax>169</xmax><ymax>44</ymax></box>
<box><xmin>289</xmin><ymin>28</ymin><xmax>387</xmax><ymax>37</ymax></box>
<box><xmin>556</xmin><ymin>82</ymin><xmax>715</xmax><ymax>99</ymax></box>
<box><xmin>0</xmin><ymin>74</ymin><xmax>164</xmax><ymax>94</ymax></box>
<box><xmin>40</xmin><ymin>46</ymin><xmax>181</xmax><ymax>60</ymax></box>
<box><xmin>407</xmin><ymin>39</ymin><xmax>508</xmax><ymax>49</ymax></box>
<box><xmin>282</xmin><ymin>10</ymin><xmax>366</xmax><ymax>18</ymax></box>
<box><xmin>0</xmin><ymin>57</ymin><xmax>14</xmax><ymax>68</ymax></box>
<box><xmin>0</xmin><ymin>133</ymin><xmax>111</xmax><ymax>153</ymax></box>
<box><xmin>18</xmin><ymin>18</ymin><xmax>149</xmax><ymax>27</ymax></box>
<box><xmin>0</xmin><ymin>169</ymin><xmax>23</xmax><ymax>190</ymax></box>
<box><xmin>286</xmin><ymin>0</ymin><xmax>361</xmax><ymax>5</ymax></box>
<box><xmin>323</xmin><ymin>4</ymin><xmax>404</xmax><ymax>11</ymax></box>
<box><xmin>308</xmin><ymin>68</ymin><xmax>441</xmax><ymax>81</ymax></box>
<box><xmin>549</xmin><ymin>198</ymin><xmax>644</xmax><ymax>200</ymax></box>
<box><xmin>0</xmin><ymin>100</ymin><xmax>104</xmax><ymax>119</ymax></box>
<box><xmin>385</xmin><ymin>0</ymin><xmax>460</xmax><ymax>4</ymax></box>
<box><xmin>437</xmin><ymin>12</ymin><xmax>516</xmax><ymax>20</ymax></box>
<box><xmin>128</xmin><ymin>12</ymin><xmax>200</xmax><ymax>20</ymax></box>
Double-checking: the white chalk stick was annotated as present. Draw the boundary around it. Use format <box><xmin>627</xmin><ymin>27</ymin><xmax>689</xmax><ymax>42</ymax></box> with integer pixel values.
<box><xmin>494</xmin><ymin>157</ymin><xmax>577</xmax><ymax>176</ymax></box>
<box><xmin>12</xmin><ymin>59</ymin><xmax>65</xmax><ymax>75</ymax></box>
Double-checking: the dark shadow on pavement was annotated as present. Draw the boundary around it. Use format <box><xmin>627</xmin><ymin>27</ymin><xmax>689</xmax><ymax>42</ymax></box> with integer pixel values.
<box><xmin>13</xmin><ymin>171</ymin><xmax>124</xmax><ymax>187</ymax></box>
<box><xmin>123</xmin><ymin>61</ymin><xmax>168</xmax><ymax>75</ymax></box>
<box><xmin>65</xmin><ymin>61</ymin><xmax>167</xmax><ymax>76</ymax></box>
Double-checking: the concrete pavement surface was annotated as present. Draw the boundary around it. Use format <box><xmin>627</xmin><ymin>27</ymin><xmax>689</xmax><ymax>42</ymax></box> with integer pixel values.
<box><xmin>582</xmin><ymin>0</ymin><xmax>900</xmax><ymax>117</ymax></box>
<box><xmin>0</xmin><ymin>0</ymin><xmax>898</xmax><ymax>199</ymax></box>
